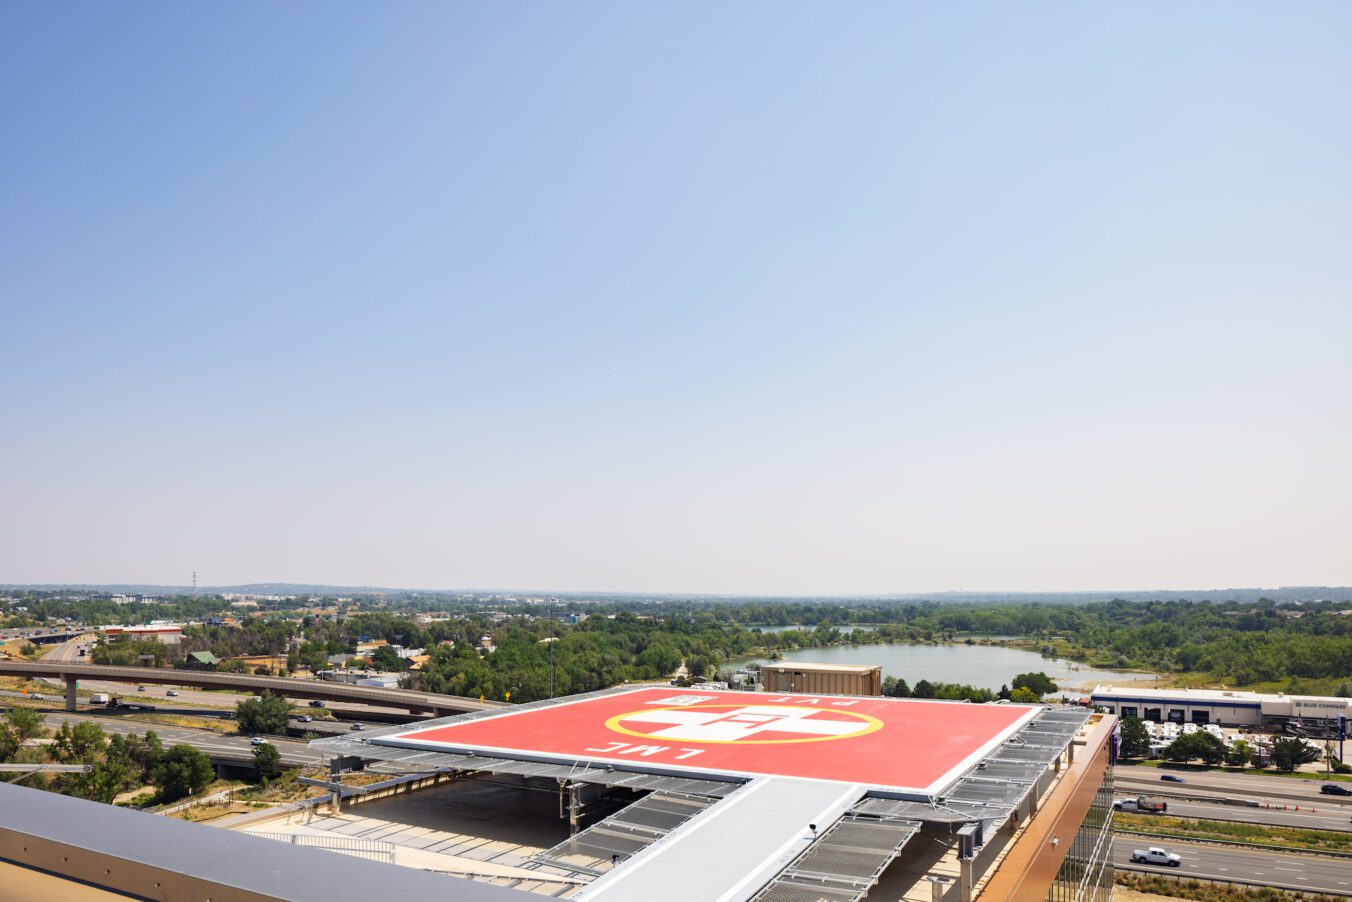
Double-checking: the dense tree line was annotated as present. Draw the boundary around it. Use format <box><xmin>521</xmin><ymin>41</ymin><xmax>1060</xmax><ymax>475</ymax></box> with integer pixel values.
<box><xmin>0</xmin><ymin>709</ymin><xmax>215</xmax><ymax>804</ymax></box>
<box><xmin>878</xmin><ymin>671</ymin><xmax>1057</xmax><ymax>704</ymax></box>
<box><xmin>22</xmin><ymin>592</ymin><xmax>1352</xmax><ymax>691</ymax></box>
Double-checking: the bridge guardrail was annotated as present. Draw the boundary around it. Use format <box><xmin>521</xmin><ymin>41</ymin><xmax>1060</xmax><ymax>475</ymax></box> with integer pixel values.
<box><xmin>0</xmin><ymin>660</ymin><xmax>499</xmax><ymax>714</ymax></box>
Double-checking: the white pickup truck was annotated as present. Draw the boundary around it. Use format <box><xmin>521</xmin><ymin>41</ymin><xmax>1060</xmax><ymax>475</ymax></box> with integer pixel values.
<box><xmin>1114</xmin><ymin>795</ymin><xmax>1168</xmax><ymax>813</ymax></box>
<box><xmin>1130</xmin><ymin>847</ymin><xmax>1181</xmax><ymax>867</ymax></box>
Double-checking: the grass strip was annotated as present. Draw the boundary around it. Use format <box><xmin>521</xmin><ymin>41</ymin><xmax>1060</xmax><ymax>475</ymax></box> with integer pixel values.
<box><xmin>1115</xmin><ymin>811</ymin><xmax>1352</xmax><ymax>854</ymax></box>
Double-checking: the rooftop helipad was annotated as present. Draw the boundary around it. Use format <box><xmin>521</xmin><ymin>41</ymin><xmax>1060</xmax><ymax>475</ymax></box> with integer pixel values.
<box><xmin>373</xmin><ymin>687</ymin><xmax>1039</xmax><ymax>794</ymax></box>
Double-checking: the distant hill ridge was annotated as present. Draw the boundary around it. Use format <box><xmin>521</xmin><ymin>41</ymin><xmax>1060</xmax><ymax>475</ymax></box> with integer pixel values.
<box><xmin>2</xmin><ymin>583</ymin><xmax>1350</xmax><ymax>604</ymax></box>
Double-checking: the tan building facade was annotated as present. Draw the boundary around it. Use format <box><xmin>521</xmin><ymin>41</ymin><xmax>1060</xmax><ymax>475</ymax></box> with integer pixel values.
<box><xmin>759</xmin><ymin>661</ymin><xmax>882</xmax><ymax>696</ymax></box>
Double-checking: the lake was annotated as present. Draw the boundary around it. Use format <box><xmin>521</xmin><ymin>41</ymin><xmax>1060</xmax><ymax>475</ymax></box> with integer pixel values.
<box><xmin>727</xmin><ymin>641</ymin><xmax>1154</xmax><ymax>693</ymax></box>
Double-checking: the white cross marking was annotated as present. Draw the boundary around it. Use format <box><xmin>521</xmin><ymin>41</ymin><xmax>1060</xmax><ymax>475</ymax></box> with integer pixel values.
<box><xmin>619</xmin><ymin>706</ymin><xmax>865</xmax><ymax>742</ymax></box>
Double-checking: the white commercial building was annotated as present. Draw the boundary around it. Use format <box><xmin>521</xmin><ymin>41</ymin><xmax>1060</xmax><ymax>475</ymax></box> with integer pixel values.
<box><xmin>100</xmin><ymin>624</ymin><xmax>183</xmax><ymax>644</ymax></box>
<box><xmin>1090</xmin><ymin>685</ymin><xmax>1352</xmax><ymax>736</ymax></box>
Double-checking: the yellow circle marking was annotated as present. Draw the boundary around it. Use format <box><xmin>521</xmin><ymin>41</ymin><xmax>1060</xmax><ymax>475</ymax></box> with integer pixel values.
<box><xmin>605</xmin><ymin>704</ymin><xmax>883</xmax><ymax>745</ymax></box>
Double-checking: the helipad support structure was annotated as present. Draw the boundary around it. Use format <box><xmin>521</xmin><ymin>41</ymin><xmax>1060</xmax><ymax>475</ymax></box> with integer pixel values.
<box><xmin>308</xmin><ymin>688</ymin><xmax>1118</xmax><ymax>902</ymax></box>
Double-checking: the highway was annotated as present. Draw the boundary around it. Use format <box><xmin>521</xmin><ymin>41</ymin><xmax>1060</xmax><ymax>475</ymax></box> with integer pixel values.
<box><xmin>32</xmin><ymin>710</ymin><xmax>326</xmax><ymax>768</ymax></box>
<box><xmin>1115</xmin><ymin>765</ymin><xmax>1352</xmax><ymax>807</ymax></box>
<box><xmin>1114</xmin><ymin>836</ymin><xmax>1352</xmax><ymax>895</ymax></box>
<box><xmin>43</xmin><ymin>634</ymin><xmax>97</xmax><ymax>663</ymax></box>
<box><xmin>1149</xmin><ymin>797</ymin><xmax>1352</xmax><ymax>832</ymax></box>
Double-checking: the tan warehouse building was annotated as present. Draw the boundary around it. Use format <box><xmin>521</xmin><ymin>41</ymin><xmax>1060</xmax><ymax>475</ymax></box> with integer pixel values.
<box><xmin>759</xmin><ymin>660</ymin><xmax>883</xmax><ymax>696</ymax></box>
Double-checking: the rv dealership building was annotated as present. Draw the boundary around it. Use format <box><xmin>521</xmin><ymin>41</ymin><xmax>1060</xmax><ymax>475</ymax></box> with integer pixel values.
<box><xmin>1090</xmin><ymin>685</ymin><xmax>1352</xmax><ymax>735</ymax></box>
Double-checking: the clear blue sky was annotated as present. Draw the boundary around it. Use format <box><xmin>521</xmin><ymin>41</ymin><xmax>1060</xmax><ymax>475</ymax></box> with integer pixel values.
<box><xmin>3</xmin><ymin>4</ymin><xmax>1349</xmax><ymax>594</ymax></box>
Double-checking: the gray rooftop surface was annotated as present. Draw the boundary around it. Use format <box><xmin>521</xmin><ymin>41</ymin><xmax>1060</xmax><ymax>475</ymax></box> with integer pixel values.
<box><xmin>0</xmin><ymin>781</ymin><xmax>522</xmax><ymax>901</ymax></box>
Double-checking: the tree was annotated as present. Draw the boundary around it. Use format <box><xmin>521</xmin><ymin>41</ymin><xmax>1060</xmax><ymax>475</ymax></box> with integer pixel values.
<box><xmin>998</xmin><ymin>684</ymin><xmax>1011</xmax><ymax>701</ymax></box>
<box><xmin>61</xmin><ymin>758</ymin><xmax>134</xmax><ymax>803</ymax></box>
<box><xmin>4</xmin><ymin>707</ymin><xmax>48</xmax><ymax>743</ymax></box>
<box><xmin>1010</xmin><ymin>687</ymin><xmax>1041</xmax><ymax>704</ymax></box>
<box><xmin>106</xmin><ymin>730</ymin><xmax>164</xmax><ymax>785</ymax></box>
<box><xmin>912</xmin><ymin>679</ymin><xmax>935</xmax><ymax>699</ymax></box>
<box><xmin>892</xmin><ymin>678</ymin><xmax>911</xmax><ymax>698</ymax></box>
<box><xmin>51</xmin><ymin>721</ymin><xmax>106</xmax><ymax>765</ymax></box>
<box><xmin>1270</xmin><ymin>737</ymin><xmax>1320</xmax><ymax>772</ymax></box>
<box><xmin>1226</xmin><ymin>739</ymin><xmax>1252</xmax><ymax>768</ymax></box>
<box><xmin>237</xmin><ymin>692</ymin><xmax>291</xmax><ymax>735</ymax></box>
<box><xmin>1012</xmin><ymin>672</ymin><xmax>1057</xmax><ymax>697</ymax></box>
<box><xmin>253</xmin><ymin>742</ymin><xmax>283</xmax><ymax>782</ymax></box>
<box><xmin>0</xmin><ymin>706</ymin><xmax>49</xmax><ymax>761</ymax></box>
<box><xmin>294</xmin><ymin>641</ymin><xmax>330</xmax><ymax>673</ymax></box>
<box><xmin>153</xmin><ymin>745</ymin><xmax>215</xmax><ymax>802</ymax></box>
<box><xmin>1118</xmin><ymin>717</ymin><xmax>1151</xmax><ymax>760</ymax></box>
<box><xmin>370</xmin><ymin>645</ymin><xmax>406</xmax><ymax>672</ymax></box>
<box><xmin>1161</xmin><ymin>732</ymin><xmax>1225</xmax><ymax>765</ymax></box>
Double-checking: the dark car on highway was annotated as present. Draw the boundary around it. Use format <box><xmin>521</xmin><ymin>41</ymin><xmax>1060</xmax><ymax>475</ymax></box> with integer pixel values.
<box><xmin>1160</xmin><ymin>774</ymin><xmax>1186</xmax><ymax>783</ymax></box>
<box><xmin>1321</xmin><ymin>783</ymin><xmax>1352</xmax><ymax>796</ymax></box>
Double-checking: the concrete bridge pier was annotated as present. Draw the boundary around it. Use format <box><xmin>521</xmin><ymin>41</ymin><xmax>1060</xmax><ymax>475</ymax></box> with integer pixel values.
<box><xmin>65</xmin><ymin>676</ymin><xmax>78</xmax><ymax>712</ymax></box>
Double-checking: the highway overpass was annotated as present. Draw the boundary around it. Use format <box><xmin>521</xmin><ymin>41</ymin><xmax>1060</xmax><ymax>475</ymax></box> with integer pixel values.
<box><xmin>0</xmin><ymin>660</ymin><xmax>501</xmax><ymax>716</ymax></box>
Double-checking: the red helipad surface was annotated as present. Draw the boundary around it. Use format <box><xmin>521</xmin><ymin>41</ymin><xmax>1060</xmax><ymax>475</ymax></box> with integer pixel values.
<box><xmin>377</xmin><ymin>688</ymin><xmax>1039</xmax><ymax>792</ymax></box>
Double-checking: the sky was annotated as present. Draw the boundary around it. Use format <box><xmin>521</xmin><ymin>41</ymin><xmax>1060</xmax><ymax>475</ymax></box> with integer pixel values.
<box><xmin>2</xmin><ymin>4</ymin><xmax>1350</xmax><ymax>595</ymax></box>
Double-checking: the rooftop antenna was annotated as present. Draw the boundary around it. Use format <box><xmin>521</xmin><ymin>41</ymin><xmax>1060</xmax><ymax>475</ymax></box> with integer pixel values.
<box><xmin>192</xmin><ymin>571</ymin><xmax>197</xmax><ymax>597</ymax></box>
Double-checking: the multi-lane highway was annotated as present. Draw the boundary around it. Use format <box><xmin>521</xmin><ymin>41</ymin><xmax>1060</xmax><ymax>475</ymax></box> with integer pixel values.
<box><xmin>34</xmin><ymin>710</ymin><xmax>326</xmax><ymax>767</ymax></box>
<box><xmin>1115</xmin><ymin>765</ymin><xmax>1352</xmax><ymax>808</ymax></box>
<box><xmin>1113</xmin><ymin>763</ymin><xmax>1352</xmax><ymax>895</ymax></box>
<box><xmin>42</xmin><ymin>633</ymin><xmax>97</xmax><ymax>663</ymax></box>
<box><xmin>1142</xmin><ymin>796</ymin><xmax>1352</xmax><ymax>831</ymax></box>
<box><xmin>1114</xmin><ymin>836</ymin><xmax>1352</xmax><ymax>895</ymax></box>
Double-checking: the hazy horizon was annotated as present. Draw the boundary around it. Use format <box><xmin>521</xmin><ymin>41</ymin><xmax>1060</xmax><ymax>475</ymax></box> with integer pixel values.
<box><xmin>3</xmin><ymin>5</ymin><xmax>1350</xmax><ymax>594</ymax></box>
<box><xmin>5</xmin><ymin>581</ymin><xmax>1352</xmax><ymax>605</ymax></box>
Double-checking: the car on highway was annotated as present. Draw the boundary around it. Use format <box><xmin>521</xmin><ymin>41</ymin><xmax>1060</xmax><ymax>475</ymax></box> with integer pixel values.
<box><xmin>297</xmin><ymin>715</ymin><xmax>313</xmax><ymax>722</ymax></box>
<box><xmin>1160</xmin><ymin>774</ymin><xmax>1186</xmax><ymax>783</ymax></box>
<box><xmin>249</xmin><ymin>737</ymin><xmax>269</xmax><ymax>745</ymax></box>
<box><xmin>1321</xmin><ymin>783</ymin><xmax>1352</xmax><ymax>796</ymax></box>
<box><xmin>309</xmin><ymin>700</ymin><xmax>326</xmax><ymax>708</ymax></box>
<box><xmin>137</xmin><ymin>685</ymin><xmax>146</xmax><ymax>692</ymax></box>
<box><xmin>350</xmin><ymin>723</ymin><xmax>366</xmax><ymax>732</ymax></box>
<box><xmin>166</xmin><ymin>690</ymin><xmax>179</xmax><ymax>697</ymax></box>
<box><xmin>1130</xmin><ymin>846</ymin><xmax>1181</xmax><ymax>867</ymax></box>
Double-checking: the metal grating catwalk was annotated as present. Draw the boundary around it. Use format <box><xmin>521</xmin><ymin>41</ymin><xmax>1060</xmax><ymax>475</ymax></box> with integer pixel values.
<box><xmin>752</xmin><ymin>815</ymin><xmax>920</xmax><ymax>902</ymax></box>
<box><xmin>531</xmin><ymin>792</ymin><xmax>717</xmax><ymax>874</ymax></box>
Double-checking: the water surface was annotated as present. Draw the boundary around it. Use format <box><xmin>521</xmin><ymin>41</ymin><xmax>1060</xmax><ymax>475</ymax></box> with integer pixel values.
<box><xmin>728</xmin><ymin>641</ymin><xmax>1153</xmax><ymax>692</ymax></box>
